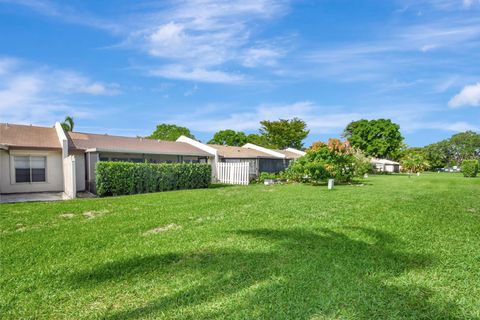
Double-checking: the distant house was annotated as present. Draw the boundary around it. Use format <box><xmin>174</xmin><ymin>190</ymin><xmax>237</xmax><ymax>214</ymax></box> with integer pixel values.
<box><xmin>177</xmin><ymin>136</ymin><xmax>305</xmax><ymax>179</ymax></box>
<box><xmin>371</xmin><ymin>158</ymin><xmax>400</xmax><ymax>173</ymax></box>
<box><xmin>0</xmin><ymin>123</ymin><xmax>213</xmax><ymax>197</ymax></box>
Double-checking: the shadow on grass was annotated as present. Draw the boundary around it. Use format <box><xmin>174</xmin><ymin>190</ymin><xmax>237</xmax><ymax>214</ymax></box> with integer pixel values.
<box><xmin>71</xmin><ymin>227</ymin><xmax>466</xmax><ymax>319</ymax></box>
<box><xmin>208</xmin><ymin>183</ymin><xmax>236</xmax><ymax>189</ymax></box>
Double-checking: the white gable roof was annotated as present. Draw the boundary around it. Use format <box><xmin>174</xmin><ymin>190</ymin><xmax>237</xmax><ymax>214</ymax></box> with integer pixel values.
<box><xmin>371</xmin><ymin>158</ymin><xmax>400</xmax><ymax>165</ymax></box>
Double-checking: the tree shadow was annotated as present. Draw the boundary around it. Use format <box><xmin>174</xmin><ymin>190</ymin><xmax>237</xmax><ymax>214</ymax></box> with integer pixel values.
<box><xmin>70</xmin><ymin>227</ymin><xmax>468</xmax><ymax>319</ymax></box>
<box><xmin>208</xmin><ymin>183</ymin><xmax>235</xmax><ymax>189</ymax></box>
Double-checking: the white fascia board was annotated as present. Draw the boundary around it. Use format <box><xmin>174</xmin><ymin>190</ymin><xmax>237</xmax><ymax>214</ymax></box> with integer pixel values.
<box><xmin>54</xmin><ymin>122</ymin><xmax>68</xmax><ymax>158</ymax></box>
<box><xmin>242</xmin><ymin>143</ymin><xmax>286</xmax><ymax>158</ymax></box>
<box><xmin>176</xmin><ymin>136</ymin><xmax>218</xmax><ymax>157</ymax></box>
<box><xmin>285</xmin><ymin>147</ymin><xmax>306</xmax><ymax>156</ymax></box>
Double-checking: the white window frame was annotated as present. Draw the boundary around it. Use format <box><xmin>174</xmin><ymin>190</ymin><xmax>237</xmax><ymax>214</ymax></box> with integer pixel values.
<box><xmin>10</xmin><ymin>154</ymin><xmax>48</xmax><ymax>184</ymax></box>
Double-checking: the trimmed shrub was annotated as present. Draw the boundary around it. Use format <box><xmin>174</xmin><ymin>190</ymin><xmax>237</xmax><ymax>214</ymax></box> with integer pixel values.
<box><xmin>257</xmin><ymin>172</ymin><xmax>279</xmax><ymax>183</ymax></box>
<box><xmin>461</xmin><ymin>160</ymin><xmax>479</xmax><ymax>178</ymax></box>
<box><xmin>96</xmin><ymin>162</ymin><xmax>211</xmax><ymax>197</ymax></box>
<box><xmin>284</xmin><ymin>139</ymin><xmax>359</xmax><ymax>184</ymax></box>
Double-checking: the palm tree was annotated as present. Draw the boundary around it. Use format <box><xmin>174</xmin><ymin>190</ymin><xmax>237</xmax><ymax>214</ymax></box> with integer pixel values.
<box><xmin>61</xmin><ymin>116</ymin><xmax>74</xmax><ymax>132</ymax></box>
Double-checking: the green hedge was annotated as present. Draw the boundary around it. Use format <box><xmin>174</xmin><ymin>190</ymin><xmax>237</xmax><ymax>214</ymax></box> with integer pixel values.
<box><xmin>461</xmin><ymin>160</ymin><xmax>479</xmax><ymax>178</ymax></box>
<box><xmin>96</xmin><ymin>162</ymin><xmax>211</xmax><ymax>197</ymax></box>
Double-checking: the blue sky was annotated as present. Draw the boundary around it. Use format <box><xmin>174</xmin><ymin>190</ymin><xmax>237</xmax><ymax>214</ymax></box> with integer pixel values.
<box><xmin>0</xmin><ymin>0</ymin><xmax>479</xmax><ymax>147</ymax></box>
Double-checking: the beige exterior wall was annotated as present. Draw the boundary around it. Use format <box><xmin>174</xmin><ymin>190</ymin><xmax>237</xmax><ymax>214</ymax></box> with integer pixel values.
<box><xmin>74</xmin><ymin>153</ymin><xmax>85</xmax><ymax>191</ymax></box>
<box><xmin>0</xmin><ymin>149</ymin><xmax>64</xmax><ymax>194</ymax></box>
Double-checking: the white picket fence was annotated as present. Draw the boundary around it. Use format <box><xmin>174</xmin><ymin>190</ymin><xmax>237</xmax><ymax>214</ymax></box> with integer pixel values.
<box><xmin>216</xmin><ymin>162</ymin><xmax>250</xmax><ymax>185</ymax></box>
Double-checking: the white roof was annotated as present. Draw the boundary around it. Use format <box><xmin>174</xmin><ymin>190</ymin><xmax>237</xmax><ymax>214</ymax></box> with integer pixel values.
<box><xmin>371</xmin><ymin>158</ymin><xmax>400</xmax><ymax>165</ymax></box>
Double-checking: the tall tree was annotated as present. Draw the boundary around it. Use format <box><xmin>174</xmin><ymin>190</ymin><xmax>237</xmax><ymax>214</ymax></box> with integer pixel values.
<box><xmin>449</xmin><ymin>131</ymin><xmax>480</xmax><ymax>163</ymax></box>
<box><xmin>425</xmin><ymin>131</ymin><xmax>480</xmax><ymax>167</ymax></box>
<box><xmin>245</xmin><ymin>133</ymin><xmax>269</xmax><ymax>147</ymax></box>
<box><xmin>208</xmin><ymin>130</ymin><xmax>248</xmax><ymax>146</ymax></box>
<box><xmin>400</xmin><ymin>148</ymin><xmax>430</xmax><ymax>173</ymax></box>
<box><xmin>424</xmin><ymin>140</ymin><xmax>455</xmax><ymax>168</ymax></box>
<box><xmin>148</xmin><ymin>124</ymin><xmax>195</xmax><ymax>141</ymax></box>
<box><xmin>259</xmin><ymin>118</ymin><xmax>309</xmax><ymax>149</ymax></box>
<box><xmin>61</xmin><ymin>116</ymin><xmax>74</xmax><ymax>132</ymax></box>
<box><xmin>343</xmin><ymin>119</ymin><xmax>403</xmax><ymax>159</ymax></box>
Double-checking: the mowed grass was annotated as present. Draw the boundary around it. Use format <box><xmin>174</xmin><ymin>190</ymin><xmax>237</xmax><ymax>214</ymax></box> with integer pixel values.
<box><xmin>1</xmin><ymin>174</ymin><xmax>479</xmax><ymax>319</ymax></box>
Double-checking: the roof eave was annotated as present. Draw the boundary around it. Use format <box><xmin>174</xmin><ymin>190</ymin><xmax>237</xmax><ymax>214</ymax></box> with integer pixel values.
<box><xmin>85</xmin><ymin>148</ymin><xmax>212</xmax><ymax>157</ymax></box>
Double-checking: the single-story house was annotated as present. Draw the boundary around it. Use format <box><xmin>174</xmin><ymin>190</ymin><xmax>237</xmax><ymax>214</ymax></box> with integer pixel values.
<box><xmin>371</xmin><ymin>158</ymin><xmax>400</xmax><ymax>173</ymax></box>
<box><xmin>1</xmin><ymin>123</ymin><xmax>214</xmax><ymax>197</ymax></box>
<box><xmin>1</xmin><ymin>122</ymin><xmax>306</xmax><ymax>198</ymax></box>
<box><xmin>177</xmin><ymin>136</ymin><xmax>305</xmax><ymax>179</ymax></box>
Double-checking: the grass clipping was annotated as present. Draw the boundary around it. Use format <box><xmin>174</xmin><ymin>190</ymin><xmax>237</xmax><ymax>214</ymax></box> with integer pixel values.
<box><xmin>143</xmin><ymin>223</ymin><xmax>181</xmax><ymax>236</ymax></box>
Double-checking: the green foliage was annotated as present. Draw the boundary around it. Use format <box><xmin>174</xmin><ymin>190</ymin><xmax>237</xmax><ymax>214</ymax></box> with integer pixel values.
<box><xmin>257</xmin><ymin>172</ymin><xmax>279</xmax><ymax>183</ymax></box>
<box><xmin>450</xmin><ymin>131</ymin><xmax>480</xmax><ymax>161</ymax></box>
<box><xmin>461</xmin><ymin>160</ymin><xmax>479</xmax><ymax>178</ymax></box>
<box><xmin>424</xmin><ymin>140</ymin><xmax>454</xmax><ymax>168</ymax></box>
<box><xmin>343</xmin><ymin>119</ymin><xmax>404</xmax><ymax>159</ymax></box>
<box><xmin>285</xmin><ymin>139</ymin><xmax>358</xmax><ymax>183</ymax></box>
<box><xmin>400</xmin><ymin>148</ymin><xmax>430</xmax><ymax>173</ymax></box>
<box><xmin>246</xmin><ymin>133</ymin><xmax>269</xmax><ymax>147</ymax></box>
<box><xmin>208</xmin><ymin>130</ymin><xmax>248</xmax><ymax>146</ymax></box>
<box><xmin>96</xmin><ymin>162</ymin><xmax>211</xmax><ymax>197</ymax></box>
<box><xmin>425</xmin><ymin>131</ymin><xmax>480</xmax><ymax>168</ymax></box>
<box><xmin>147</xmin><ymin>124</ymin><xmax>195</xmax><ymax>141</ymax></box>
<box><xmin>60</xmin><ymin>116</ymin><xmax>74</xmax><ymax>132</ymax></box>
<box><xmin>259</xmin><ymin>118</ymin><xmax>309</xmax><ymax>149</ymax></box>
<box><xmin>352</xmin><ymin>149</ymin><xmax>373</xmax><ymax>176</ymax></box>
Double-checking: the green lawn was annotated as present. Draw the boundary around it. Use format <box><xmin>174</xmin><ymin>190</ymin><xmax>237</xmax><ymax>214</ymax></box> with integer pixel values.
<box><xmin>1</xmin><ymin>173</ymin><xmax>479</xmax><ymax>319</ymax></box>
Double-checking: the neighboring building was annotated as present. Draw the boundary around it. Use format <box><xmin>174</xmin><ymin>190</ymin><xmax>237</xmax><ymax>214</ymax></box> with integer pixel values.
<box><xmin>0</xmin><ymin>123</ymin><xmax>65</xmax><ymax>194</ymax></box>
<box><xmin>67</xmin><ymin>132</ymin><xmax>213</xmax><ymax>193</ymax></box>
<box><xmin>0</xmin><ymin>123</ymin><xmax>214</xmax><ymax>197</ymax></box>
<box><xmin>371</xmin><ymin>158</ymin><xmax>400</xmax><ymax>173</ymax></box>
<box><xmin>0</xmin><ymin>123</ymin><xmax>306</xmax><ymax>198</ymax></box>
<box><xmin>177</xmin><ymin>136</ymin><xmax>305</xmax><ymax>179</ymax></box>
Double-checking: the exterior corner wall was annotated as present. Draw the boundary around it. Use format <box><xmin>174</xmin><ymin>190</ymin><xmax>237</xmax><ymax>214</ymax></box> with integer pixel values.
<box><xmin>54</xmin><ymin>122</ymin><xmax>68</xmax><ymax>159</ymax></box>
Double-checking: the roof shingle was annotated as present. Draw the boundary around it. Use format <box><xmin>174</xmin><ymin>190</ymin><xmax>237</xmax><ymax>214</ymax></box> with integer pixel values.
<box><xmin>208</xmin><ymin>144</ymin><xmax>282</xmax><ymax>158</ymax></box>
<box><xmin>0</xmin><ymin>123</ymin><xmax>61</xmax><ymax>150</ymax></box>
<box><xmin>67</xmin><ymin>132</ymin><xmax>212</xmax><ymax>156</ymax></box>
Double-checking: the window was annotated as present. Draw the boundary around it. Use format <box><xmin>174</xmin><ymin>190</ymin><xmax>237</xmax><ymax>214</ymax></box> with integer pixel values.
<box><xmin>14</xmin><ymin>156</ymin><xmax>46</xmax><ymax>183</ymax></box>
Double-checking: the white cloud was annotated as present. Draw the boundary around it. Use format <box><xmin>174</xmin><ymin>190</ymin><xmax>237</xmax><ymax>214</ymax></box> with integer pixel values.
<box><xmin>241</xmin><ymin>47</ymin><xmax>284</xmax><ymax>67</ymax></box>
<box><xmin>462</xmin><ymin>0</ymin><xmax>480</xmax><ymax>8</ymax></box>
<box><xmin>0</xmin><ymin>57</ymin><xmax>18</xmax><ymax>76</ymax></box>
<box><xmin>54</xmin><ymin>71</ymin><xmax>121</xmax><ymax>95</ymax></box>
<box><xmin>166</xmin><ymin>99</ymin><xmax>479</xmax><ymax>138</ymax></box>
<box><xmin>0</xmin><ymin>74</ymin><xmax>88</xmax><ymax>125</ymax></box>
<box><xmin>445</xmin><ymin>121</ymin><xmax>479</xmax><ymax>131</ymax></box>
<box><xmin>150</xmin><ymin>64</ymin><xmax>244</xmax><ymax>83</ymax></box>
<box><xmin>408</xmin><ymin>0</ymin><xmax>480</xmax><ymax>10</ymax></box>
<box><xmin>448</xmin><ymin>82</ymin><xmax>480</xmax><ymax>107</ymax></box>
<box><xmin>0</xmin><ymin>57</ymin><xmax>115</xmax><ymax>125</ymax></box>
<box><xmin>123</xmin><ymin>0</ymin><xmax>289</xmax><ymax>82</ymax></box>
<box><xmin>167</xmin><ymin>101</ymin><xmax>361</xmax><ymax>134</ymax></box>
<box><xmin>420</xmin><ymin>44</ymin><xmax>437</xmax><ymax>52</ymax></box>
<box><xmin>0</xmin><ymin>0</ymin><xmax>121</xmax><ymax>32</ymax></box>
